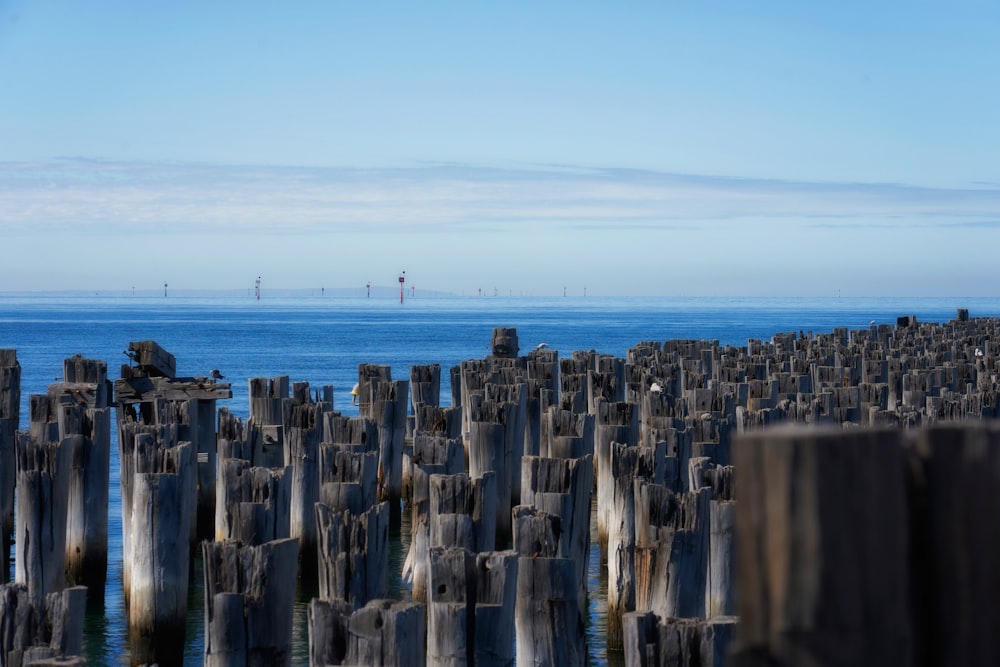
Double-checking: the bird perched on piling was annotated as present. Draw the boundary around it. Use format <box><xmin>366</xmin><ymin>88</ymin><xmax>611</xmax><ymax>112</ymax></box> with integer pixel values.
<box><xmin>210</xmin><ymin>369</ymin><xmax>224</xmax><ymax>380</ymax></box>
<box><xmin>650</xmin><ymin>382</ymin><xmax>663</xmax><ymax>393</ymax></box>
<box><xmin>535</xmin><ymin>343</ymin><xmax>549</xmax><ymax>350</ymax></box>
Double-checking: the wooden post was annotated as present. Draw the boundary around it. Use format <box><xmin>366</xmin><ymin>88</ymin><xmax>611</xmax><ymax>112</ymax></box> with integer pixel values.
<box><xmin>319</xmin><ymin>446</ymin><xmax>379</xmax><ymax>513</ymax></box>
<box><xmin>215</xmin><ymin>459</ymin><xmax>292</xmax><ymax>543</ymax></box>
<box><xmin>289</xmin><ymin>419</ymin><xmax>323</xmax><ymax>579</ymax></box>
<box><xmin>403</xmin><ymin>436</ymin><xmax>465</xmax><ymax>602</ymax></box>
<box><xmin>203</xmin><ymin>537</ymin><xmax>300</xmax><ymax>667</ymax></box>
<box><xmin>633</xmin><ymin>482</ymin><xmax>710</xmax><ymax>620</ymax></box>
<box><xmin>15</xmin><ymin>433</ymin><xmax>71</xmax><ymax>602</ymax></box>
<box><xmin>129</xmin><ymin>472</ymin><xmax>192</xmax><ymax>667</ymax></box>
<box><xmin>315</xmin><ymin>501</ymin><xmax>389</xmax><ymax>609</ymax></box>
<box><xmin>370</xmin><ymin>379</ymin><xmax>409</xmax><ymax>526</ymax></box>
<box><xmin>544</xmin><ymin>408</ymin><xmax>594</xmax><ymax>460</ymax></box>
<box><xmin>357</xmin><ymin>364</ymin><xmax>393</xmax><ymax>418</ymax></box>
<box><xmin>595</xmin><ymin>400</ymin><xmax>638</xmax><ymax>559</ymax></box>
<box><xmin>117</xmin><ymin>422</ymin><xmax>176</xmax><ymax>601</ymax></box>
<box><xmin>907</xmin><ymin>423</ymin><xmax>1000</xmax><ymax>667</ymax></box>
<box><xmin>0</xmin><ymin>583</ymin><xmax>88</xmax><ymax>665</ymax></box>
<box><xmin>63</xmin><ymin>408</ymin><xmax>110</xmax><ymax>601</ymax></box>
<box><xmin>429</xmin><ymin>472</ymin><xmax>497</xmax><ymax>554</ymax></box>
<box><xmin>308</xmin><ymin>597</ymin><xmax>351</xmax><ymax>667</ymax></box>
<box><xmin>732</xmin><ymin>425</ymin><xmax>912</xmax><ymax>667</ymax></box>
<box><xmin>623</xmin><ymin>612</ymin><xmax>737</xmax><ymax>667</ymax></box>
<box><xmin>193</xmin><ymin>397</ymin><xmax>219</xmax><ymax>541</ymax></box>
<box><xmin>468</xmin><ymin>406</ymin><xmax>513</xmax><ymax>547</ymax></box>
<box><xmin>515</xmin><ymin>555</ymin><xmax>587</xmax><ymax>667</ymax></box>
<box><xmin>491</xmin><ymin>327</ymin><xmax>519</xmax><ymax>358</ymax></box>
<box><xmin>0</xmin><ymin>417</ymin><xmax>12</xmax><ymax>585</ymax></box>
<box><xmin>521</xmin><ymin>455</ymin><xmax>594</xmax><ymax>615</ymax></box>
<box><xmin>410</xmin><ymin>364</ymin><xmax>441</xmax><ymax>434</ymax></box>
<box><xmin>427</xmin><ymin>546</ymin><xmax>476</xmax><ymax>665</ymax></box>
<box><xmin>413</xmin><ymin>406</ymin><xmax>463</xmax><ymax>439</ymax></box>
<box><xmin>1</xmin><ymin>349</ymin><xmax>20</xmax><ymax>585</ymax></box>
<box><xmin>474</xmin><ymin>550</ymin><xmax>518</xmax><ymax>666</ymax></box>
<box><xmin>342</xmin><ymin>599</ymin><xmax>427</xmax><ymax>667</ymax></box>
<box><xmin>588</xmin><ymin>355</ymin><xmax>626</xmax><ymax>414</ymax></box>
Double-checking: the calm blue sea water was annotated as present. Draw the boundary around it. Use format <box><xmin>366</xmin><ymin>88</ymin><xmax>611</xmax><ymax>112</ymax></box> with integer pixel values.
<box><xmin>1</xmin><ymin>293</ymin><xmax>997</xmax><ymax>665</ymax></box>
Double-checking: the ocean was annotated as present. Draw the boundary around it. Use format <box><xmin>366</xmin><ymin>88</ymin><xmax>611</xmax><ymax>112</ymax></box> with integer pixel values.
<box><xmin>1</xmin><ymin>293</ymin><xmax>996</xmax><ymax>665</ymax></box>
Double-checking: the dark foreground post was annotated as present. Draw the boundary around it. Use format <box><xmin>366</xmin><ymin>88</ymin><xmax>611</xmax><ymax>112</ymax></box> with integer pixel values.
<box><xmin>315</xmin><ymin>598</ymin><xmax>425</xmax><ymax>667</ymax></box>
<box><xmin>732</xmin><ymin>425</ymin><xmax>912</xmax><ymax>666</ymax></box>
<box><xmin>623</xmin><ymin>612</ymin><xmax>736</xmax><ymax>667</ymax></box>
<box><xmin>0</xmin><ymin>583</ymin><xmax>88</xmax><ymax>666</ymax></box>
<box><xmin>0</xmin><ymin>350</ymin><xmax>20</xmax><ymax>583</ymax></box>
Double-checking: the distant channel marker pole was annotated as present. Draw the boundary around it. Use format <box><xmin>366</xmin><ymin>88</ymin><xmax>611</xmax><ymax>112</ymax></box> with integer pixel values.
<box><xmin>399</xmin><ymin>271</ymin><xmax>406</xmax><ymax>304</ymax></box>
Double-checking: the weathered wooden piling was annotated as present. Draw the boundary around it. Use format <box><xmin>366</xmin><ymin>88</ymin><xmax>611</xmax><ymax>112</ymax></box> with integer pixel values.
<box><xmin>116</xmin><ymin>423</ymin><xmax>173</xmax><ymax>597</ymax></box>
<box><xmin>215</xmin><ymin>458</ymin><xmax>291</xmax><ymax>543</ymax></box>
<box><xmin>426</xmin><ymin>546</ymin><xmax>476</xmax><ymax>665</ymax></box>
<box><xmin>402</xmin><ymin>435</ymin><xmax>466</xmax><ymax>601</ymax></box>
<box><xmin>473</xmin><ymin>550</ymin><xmax>518</xmax><ymax>666</ymax></box>
<box><xmin>368</xmin><ymin>378</ymin><xmax>409</xmax><ymax>525</ymax></box>
<box><xmin>428</xmin><ymin>472</ymin><xmax>497</xmax><ymax>553</ymax></box>
<box><xmin>906</xmin><ymin>423</ymin><xmax>1000</xmax><ymax>667</ymax></box>
<box><xmin>732</xmin><ymin>425</ymin><xmax>912</xmax><ymax>666</ymax></box>
<box><xmin>606</xmin><ymin>442</ymin><xmax>660</xmax><ymax>651</ymax></box>
<box><xmin>633</xmin><ymin>482</ymin><xmax>710</xmax><ymax>620</ymax></box>
<box><xmin>203</xmin><ymin>537</ymin><xmax>300</xmax><ymax>667</ymax></box>
<box><xmin>542</xmin><ymin>407</ymin><xmax>594</xmax><ymax>460</ymax></box>
<box><xmin>129</xmin><ymin>471</ymin><xmax>192</xmax><ymax>666</ymax></box>
<box><xmin>515</xmin><ymin>554</ymin><xmax>587</xmax><ymax>667</ymax></box>
<box><xmin>589</xmin><ymin>354</ymin><xmax>625</xmax><ymax>414</ymax></box>
<box><xmin>559</xmin><ymin>353</ymin><xmax>591</xmax><ymax>414</ymax></box>
<box><xmin>116</xmin><ymin>342</ymin><xmax>232</xmax><ymax>544</ymax></box>
<box><xmin>318</xmin><ymin>445</ymin><xmax>379</xmax><ymax>514</ymax></box>
<box><xmin>409</xmin><ymin>363</ymin><xmax>441</xmax><ymax>434</ymax></box>
<box><xmin>426</xmin><ymin>546</ymin><xmax>518</xmax><ymax>667</ymax></box>
<box><xmin>467</xmin><ymin>409</ymin><xmax>513</xmax><ymax>547</ymax></box>
<box><xmin>520</xmin><ymin>454</ymin><xmax>594</xmax><ymax>614</ymax></box>
<box><xmin>30</xmin><ymin>356</ymin><xmax>112</xmax><ymax>599</ymax></box>
<box><xmin>623</xmin><ymin>612</ymin><xmax>737</xmax><ymax>667</ymax></box>
<box><xmin>288</xmin><ymin>411</ymin><xmax>323</xmax><ymax>578</ymax></box>
<box><xmin>0</xmin><ymin>583</ymin><xmax>88</xmax><ymax>667</ymax></box>
<box><xmin>484</xmin><ymin>380</ymin><xmax>528</xmax><ymax>508</ymax></box>
<box><xmin>0</xmin><ymin>350</ymin><xmax>20</xmax><ymax>584</ymax></box>
<box><xmin>63</xmin><ymin>418</ymin><xmax>110</xmax><ymax>599</ymax></box>
<box><xmin>308</xmin><ymin>597</ymin><xmax>351</xmax><ymax>667</ymax></box>
<box><xmin>315</xmin><ymin>501</ymin><xmax>389</xmax><ymax>609</ymax></box>
<box><xmin>595</xmin><ymin>400</ymin><xmax>639</xmax><ymax>557</ymax></box>
<box><xmin>14</xmin><ymin>433</ymin><xmax>71</xmax><ymax>602</ymax></box>
<box><xmin>336</xmin><ymin>599</ymin><xmax>427</xmax><ymax>667</ymax></box>
<box><xmin>691</xmin><ymin>462</ymin><xmax>736</xmax><ymax>619</ymax></box>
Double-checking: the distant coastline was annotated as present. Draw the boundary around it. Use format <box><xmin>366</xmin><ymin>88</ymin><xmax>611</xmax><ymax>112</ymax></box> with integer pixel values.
<box><xmin>0</xmin><ymin>286</ymin><xmax>458</xmax><ymax>299</ymax></box>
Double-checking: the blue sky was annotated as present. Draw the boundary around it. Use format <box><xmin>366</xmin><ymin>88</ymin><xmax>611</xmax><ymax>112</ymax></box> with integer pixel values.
<box><xmin>1</xmin><ymin>1</ymin><xmax>998</xmax><ymax>296</ymax></box>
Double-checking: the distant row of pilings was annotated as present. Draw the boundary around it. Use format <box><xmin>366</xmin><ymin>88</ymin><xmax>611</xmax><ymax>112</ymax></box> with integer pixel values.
<box><xmin>2</xmin><ymin>309</ymin><xmax>1000</xmax><ymax>665</ymax></box>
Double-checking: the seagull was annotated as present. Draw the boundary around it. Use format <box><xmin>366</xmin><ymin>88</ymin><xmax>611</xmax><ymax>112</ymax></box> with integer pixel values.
<box><xmin>650</xmin><ymin>382</ymin><xmax>663</xmax><ymax>393</ymax></box>
<box><xmin>535</xmin><ymin>343</ymin><xmax>549</xmax><ymax>350</ymax></box>
<box><xmin>210</xmin><ymin>369</ymin><xmax>224</xmax><ymax>380</ymax></box>
<box><xmin>869</xmin><ymin>320</ymin><xmax>876</xmax><ymax>326</ymax></box>
<box><xmin>976</xmin><ymin>348</ymin><xmax>984</xmax><ymax>357</ymax></box>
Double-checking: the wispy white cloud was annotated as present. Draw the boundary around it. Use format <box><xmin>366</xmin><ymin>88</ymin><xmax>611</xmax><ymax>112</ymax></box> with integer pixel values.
<box><xmin>1</xmin><ymin>158</ymin><xmax>999</xmax><ymax>234</ymax></box>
